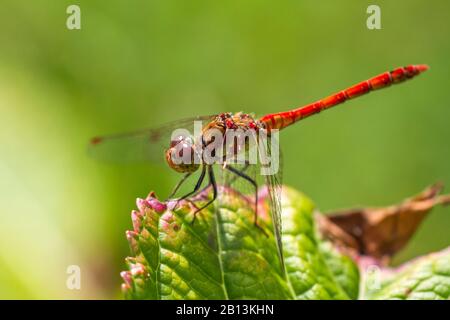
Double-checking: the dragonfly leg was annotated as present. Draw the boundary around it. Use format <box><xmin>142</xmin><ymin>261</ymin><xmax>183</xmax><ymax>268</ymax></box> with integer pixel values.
<box><xmin>225</xmin><ymin>165</ymin><xmax>268</xmax><ymax>237</ymax></box>
<box><xmin>225</xmin><ymin>161</ymin><xmax>250</xmax><ymax>186</ymax></box>
<box><xmin>191</xmin><ymin>166</ymin><xmax>217</xmax><ymax>225</ymax></box>
<box><xmin>166</xmin><ymin>172</ymin><xmax>192</xmax><ymax>200</ymax></box>
<box><xmin>175</xmin><ymin>165</ymin><xmax>206</xmax><ymax>207</ymax></box>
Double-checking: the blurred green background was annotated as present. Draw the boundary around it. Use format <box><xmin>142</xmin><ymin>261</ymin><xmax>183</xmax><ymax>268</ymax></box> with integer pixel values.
<box><xmin>0</xmin><ymin>0</ymin><xmax>449</xmax><ymax>299</ymax></box>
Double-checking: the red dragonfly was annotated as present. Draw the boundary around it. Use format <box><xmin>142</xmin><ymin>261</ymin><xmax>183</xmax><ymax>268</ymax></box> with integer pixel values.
<box><xmin>90</xmin><ymin>64</ymin><xmax>428</xmax><ymax>269</ymax></box>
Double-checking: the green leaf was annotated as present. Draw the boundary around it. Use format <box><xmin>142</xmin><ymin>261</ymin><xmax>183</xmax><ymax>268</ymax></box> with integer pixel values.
<box><xmin>365</xmin><ymin>248</ymin><xmax>450</xmax><ymax>300</ymax></box>
<box><xmin>121</xmin><ymin>186</ymin><xmax>358</xmax><ymax>300</ymax></box>
<box><xmin>318</xmin><ymin>241</ymin><xmax>360</xmax><ymax>300</ymax></box>
<box><xmin>280</xmin><ymin>188</ymin><xmax>354</xmax><ymax>299</ymax></box>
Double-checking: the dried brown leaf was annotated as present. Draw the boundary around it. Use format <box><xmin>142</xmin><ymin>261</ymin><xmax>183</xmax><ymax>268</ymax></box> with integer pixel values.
<box><xmin>317</xmin><ymin>183</ymin><xmax>450</xmax><ymax>265</ymax></box>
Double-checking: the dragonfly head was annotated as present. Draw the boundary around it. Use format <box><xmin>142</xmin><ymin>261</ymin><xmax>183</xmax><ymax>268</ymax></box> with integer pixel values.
<box><xmin>165</xmin><ymin>135</ymin><xmax>201</xmax><ymax>173</ymax></box>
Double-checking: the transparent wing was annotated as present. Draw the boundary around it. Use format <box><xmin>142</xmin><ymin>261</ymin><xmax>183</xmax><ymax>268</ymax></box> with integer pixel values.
<box><xmin>88</xmin><ymin>115</ymin><xmax>216</xmax><ymax>163</ymax></box>
<box><xmin>259</xmin><ymin>133</ymin><xmax>285</xmax><ymax>272</ymax></box>
<box><xmin>217</xmin><ymin>131</ymin><xmax>285</xmax><ymax>274</ymax></box>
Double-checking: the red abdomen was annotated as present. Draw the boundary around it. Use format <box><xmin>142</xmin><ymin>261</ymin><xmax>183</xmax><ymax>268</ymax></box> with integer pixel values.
<box><xmin>260</xmin><ymin>64</ymin><xmax>428</xmax><ymax>131</ymax></box>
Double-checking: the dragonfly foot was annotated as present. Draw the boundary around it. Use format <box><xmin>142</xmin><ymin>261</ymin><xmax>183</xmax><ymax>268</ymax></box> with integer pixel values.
<box><xmin>171</xmin><ymin>197</ymin><xmax>199</xmax><ymax>212</ymax></box>
<box><xmin>254</xmin><ymin>222</ymin><xmax>269</xmax><ymax>238</ymax></box>
<box><xmin>190</xmin><ymin>207</ymin><xmax>204</xmax><ymax>226</ymax></box>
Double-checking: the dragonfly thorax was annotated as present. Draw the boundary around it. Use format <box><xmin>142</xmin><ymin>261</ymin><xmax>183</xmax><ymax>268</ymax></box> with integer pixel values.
<box><xmin>165</xmin><ymin>112</ymin><xmax>263</xmax><ymax>173</ymax></box>
<box><xmin>201</xmin><ymin>112</ymin><xmax>262</xmax><ymax>145</ymax></box>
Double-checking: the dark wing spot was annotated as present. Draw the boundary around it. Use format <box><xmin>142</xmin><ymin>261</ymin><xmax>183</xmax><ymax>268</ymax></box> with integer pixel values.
<box><xmin>149</xmin><ymin>131</ymin><xmax>161</xmax><ymax>142</ymax></box>
<box><xmin>90</xmin><ymin>136</ymin><xmax>103</xmax><ymax>145</ymax></box>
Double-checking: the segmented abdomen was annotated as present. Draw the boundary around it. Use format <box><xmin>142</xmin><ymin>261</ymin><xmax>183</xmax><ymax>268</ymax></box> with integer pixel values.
<box><xmin>260</xmin><ymin>64</ymin><xmax>429</xmax><ymax>131</ymax></box>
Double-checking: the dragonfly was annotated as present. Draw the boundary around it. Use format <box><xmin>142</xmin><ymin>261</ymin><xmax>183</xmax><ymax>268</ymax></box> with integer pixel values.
<box><xmin>89</xmin><ymin>64</ymin><xmax>428</xmax><ymax>270</ymax></box>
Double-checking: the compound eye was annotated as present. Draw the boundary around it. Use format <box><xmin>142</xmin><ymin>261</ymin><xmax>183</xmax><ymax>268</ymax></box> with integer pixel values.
<box><xmin>175</xmin><ymin>142</ymin><xmax>195</xmax><ymax>159</ymax></box>
<box><xmin>170</xmin><ymin>136</ymin><xmax>198</xmax><ymax>161</ymax></box>
<box><xmin>165</xmin><ymin>138</ymin><xmax>200</xmax><ymax>173</ymax></box>
<box><xmin>170</xmin><ymin>135</ymin><xmax>187</xmax><ymax>148</ymax></box>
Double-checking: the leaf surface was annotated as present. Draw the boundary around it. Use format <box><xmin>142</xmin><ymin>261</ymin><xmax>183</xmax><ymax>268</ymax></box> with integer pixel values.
<box><xmin>365</xmin><ymin>248</ymin><xmax>450</xmax><ymax>300</ymax></box>
<box><xmin>122</xmin><ymin>186</ymin><xmax>357</xmax><ymax>299</ymax></box>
